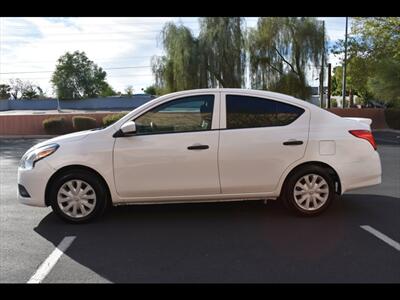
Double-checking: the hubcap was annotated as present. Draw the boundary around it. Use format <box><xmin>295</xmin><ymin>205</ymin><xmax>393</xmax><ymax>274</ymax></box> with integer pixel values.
<box><xmin>293</xmin><ymin>174</ymin><xmax>329</xmax><ymax>211</ymax></box>
<box><xmin>57</xmin><ymin>180</ymin><xmax>96</xmax><ymax>218</ymax></box>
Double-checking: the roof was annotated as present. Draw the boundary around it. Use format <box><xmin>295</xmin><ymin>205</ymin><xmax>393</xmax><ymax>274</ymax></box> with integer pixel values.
<box><xmin>158</xmin><ymin>88</ymin><xmax>318</xmax><ymax>111</ymax></box>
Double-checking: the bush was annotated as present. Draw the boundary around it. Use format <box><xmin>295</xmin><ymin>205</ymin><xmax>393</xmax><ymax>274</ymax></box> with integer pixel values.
<box><xmin>385</xmin><ymin>108</ymin><xmax>400</xmax><ymax>130</ymax></box>
<box><xmin>72</xmin><ymin>116</ymin><xmax>98</xmax><ymax>131</ymax></box>
<box><xmin>42</xmin><ymin>117</ymin><xmax>67</xmax><ymax>135</ymax></box>
<box><xmin>102</xmin><ymin>113</ymin><xmax>127</xmax><ymax>127</ymax></box>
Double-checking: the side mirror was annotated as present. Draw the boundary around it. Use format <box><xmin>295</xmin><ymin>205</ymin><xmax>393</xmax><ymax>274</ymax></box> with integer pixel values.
<box><xmin>114</xmin><ymin>121</ymin><xmax>136</xmax><ymax>137</ymax></box>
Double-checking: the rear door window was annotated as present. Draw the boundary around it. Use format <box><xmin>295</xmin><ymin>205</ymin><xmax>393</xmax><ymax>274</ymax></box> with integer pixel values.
<box><xmin>226</xmin><ymin>95</ymin><xmax>304</xmax><ymax>129</ymax></box>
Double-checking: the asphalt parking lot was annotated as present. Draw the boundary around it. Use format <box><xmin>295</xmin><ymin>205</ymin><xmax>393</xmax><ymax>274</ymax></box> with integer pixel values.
<box><xmin>0</xmin><ymin>131</ymin><xmax>399</xmax><ymax>283</ymax></box>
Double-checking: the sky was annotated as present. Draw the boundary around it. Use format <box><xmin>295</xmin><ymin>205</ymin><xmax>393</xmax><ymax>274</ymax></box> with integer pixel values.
<box><xmin>0</xmin><ymin>17</ymin><xmax>351</xmax><ymax>97</ymax></box>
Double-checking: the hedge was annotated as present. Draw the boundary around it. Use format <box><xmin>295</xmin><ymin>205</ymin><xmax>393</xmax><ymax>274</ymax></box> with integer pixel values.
<box><xmin>42</xmin><ymin>117</ymin><xmax>67</xmax><ymax>135</ymax></box>
<box><xmin>385</xmin><ymin>108</ymin><xmax>400</xmax><ymax>130</ymax></box>
<box><xmin>103</xmin><ymin>113</ymin><xmax>127</xmax><ymax>127</ymax></box>
<box><xmin>72</xmin><ymin>116</ymin><xmax>98</xmax><ymax>131</ymax></box>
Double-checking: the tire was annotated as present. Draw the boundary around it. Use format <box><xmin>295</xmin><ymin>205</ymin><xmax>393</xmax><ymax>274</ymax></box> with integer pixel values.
<box><xmin>282</xmin><ymin>165</ymin><xmax>335</xmax><ymax>217</ymax></box>
<box><xmin>49</xmin><ymin>169</ymin><xmax>109</xmax><ymax>223</ymax></box>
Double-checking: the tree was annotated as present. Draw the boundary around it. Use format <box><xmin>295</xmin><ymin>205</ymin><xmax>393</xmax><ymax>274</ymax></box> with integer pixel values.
<box><xmin>0</xmin><ymin>84</ymin><xmax>11</xmax><ymax>99</ymax></box>
<box><xmin>100</xmin><ymin>82</ymin><xmax>117</xmax><ymax>97</ymax></box>
<box><xmin>151</xmin><ymin>17</ymin><xmax>247</xmax><ymax>94</ymax></box>
<box><xmin>199</xmin><ymin>17</ymin><xmax>246</xmax><ymax>88</ymax></box>
<box><xmin>152</xmin><ymin>22</ymin><xmax>203</xmax><ymax>94</ymax></box>
<box><xmin>51</xmin><ymin>51</ymin><xmax>110</xmax><ymax>100</ymax></box>
<box><xmin>143</xmin><ymin>85</ymin><xmax>157</xmax><ymax>95</ymax></box>
<box><xmin>332</xmin><ymin>17</ymin><xmax>400</xmax><ymax>106</ymax></box>
<box><xmin>248</xmin><ymin>17</ymin><xmax>326</xmax><ymax>99</ymax></box>
<box><xmin>21</xmin><ymin>85</ymin><xmax>40</xmax><ymax>99</ymax></box>
<box><xmin>368</xmin><ymin>58</ymin><xmax>400</xmax><ymax>106</ymax></box>
<box><xmin>7</xmin><ymin>79</ymin><xmax>43</xmax><ymax>99</ymax></box>
<box><xmin>125</xmin><ymin>85</ymin><xmax>134</xmax><ymax>96</ymax></box>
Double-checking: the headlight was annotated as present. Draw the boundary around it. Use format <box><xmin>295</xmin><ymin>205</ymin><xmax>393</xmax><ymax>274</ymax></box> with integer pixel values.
<box><xmin>19</xmin><ymin>143</ymin><xmax>59</xmax><ymax>170</ymax></box>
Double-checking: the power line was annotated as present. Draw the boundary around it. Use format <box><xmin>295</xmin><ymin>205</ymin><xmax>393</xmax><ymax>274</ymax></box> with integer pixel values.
<box><xmin>0</xmin><ymin>55</ymin><xmax>156</xmax><ymax>64</ymax></box>
<box><xmin>0</xmin><ymin>74</ymin><xmax>154</xmax><ymax>80</ymax></box>
<box><xmin>1</xmin><ymin>37</ymin><xmax>161</xmax><ymax>43</ymax></box>
<box><xmin>0</xmin><ymin>65</ymin><xmax>152</xmax><ymax>74</ymax></box>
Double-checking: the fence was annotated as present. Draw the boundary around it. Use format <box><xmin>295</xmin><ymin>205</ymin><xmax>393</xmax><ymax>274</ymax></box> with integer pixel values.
<box><xmin>0</xmin><ymin>95</ymin><xmax>155</xmax><ymax>111</ymax></box>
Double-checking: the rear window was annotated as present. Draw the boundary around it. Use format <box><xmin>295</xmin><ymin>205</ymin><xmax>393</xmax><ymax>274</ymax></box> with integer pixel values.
<box><xmin>226</xmin><ymin>95</ymin><xmax>305</xmax><ymax>129</ymax></box>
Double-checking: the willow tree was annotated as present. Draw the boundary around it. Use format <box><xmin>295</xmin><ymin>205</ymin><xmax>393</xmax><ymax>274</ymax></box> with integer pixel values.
<box><xmin>152</xmin><ymin>17</ymin><xmax>246</xmax><ymax>94</ymax></box>
<box><xmin>248</xmin><ymin>17</ymin><xmax>326</xmax><ymax>99</ymax></box>
<box><xmin>152</xmin><ymin>23</ymin><xmax>202</xmax><ymax>94</ymax></box>
<box><xmin>198</xmin><ymin>17</ymin><xmax>246</xmax><ymax>88</ymax></box>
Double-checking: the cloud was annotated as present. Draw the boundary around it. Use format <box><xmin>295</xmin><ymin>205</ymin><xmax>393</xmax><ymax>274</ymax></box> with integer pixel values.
<box><xmin>1</xmin><ymin>17</ymin><xmax>347</xmax><ymax>96</ymax></box>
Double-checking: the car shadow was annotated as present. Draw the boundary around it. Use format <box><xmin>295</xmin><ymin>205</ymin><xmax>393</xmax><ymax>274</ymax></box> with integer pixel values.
<box><xmin>33</xmin><ymin>193</ymin><xmax>400</xmax><ymax>283</ymax></box>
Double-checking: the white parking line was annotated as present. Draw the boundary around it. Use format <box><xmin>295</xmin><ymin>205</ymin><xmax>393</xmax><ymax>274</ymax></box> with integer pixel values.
<box><xmin>27</xmin><ymin>236</ymin><xmax>76</xmax><ymax>284</ymax></box>
<box><xmin>361</xmin><ymin>225</ymin><xmax>400</xmax><ymax>252</ymax></box>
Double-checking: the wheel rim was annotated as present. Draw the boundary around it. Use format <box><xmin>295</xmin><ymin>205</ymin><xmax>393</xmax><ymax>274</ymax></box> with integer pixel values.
<box><xmin>293</xmin><ymin>174</ymin><xmax>329</xmax><ymax>211</ymax></box>
<box><xmin>57</xmin><ymin>180</ymin><xmax>97</xmax><ymax>218</ymax></box>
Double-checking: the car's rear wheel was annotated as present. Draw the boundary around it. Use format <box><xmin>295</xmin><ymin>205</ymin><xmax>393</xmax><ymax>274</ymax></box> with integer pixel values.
<box><xmin>282</xmin><ymin>165</ymin><xmax>335</xmax><ymax>216</ymax></box>
<box><xmin>49</xmin><ymin>170</ymin><xmax>109</xmax><ymax>223</ymax></box>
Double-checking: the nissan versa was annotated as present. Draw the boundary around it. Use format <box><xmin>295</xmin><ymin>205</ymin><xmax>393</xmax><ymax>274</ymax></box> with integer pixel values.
<box><xmin>18</xmin><ymin>89</ymin><xmax>382</xmax><ymax>223</ymax></box>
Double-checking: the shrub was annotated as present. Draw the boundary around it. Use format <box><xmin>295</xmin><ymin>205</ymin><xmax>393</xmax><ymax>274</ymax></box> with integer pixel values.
<box><xmin>72</xmin><ymin>116</ymin><xmax>98</xmax><ymax>131</ymax></box>
<box><xmin>42</xmin><ymin>117</ymin><xmax>67</xmax><ymax>135</ymax></box>
<box><xmin>385</xmin><ymin>108</ymin><xmax>400</xmax><ymax>130</ymax></box>
<box><xmin>102</xmin><ymin>113</ymin><xmax>127</xmax><ymax>127</ymax></box>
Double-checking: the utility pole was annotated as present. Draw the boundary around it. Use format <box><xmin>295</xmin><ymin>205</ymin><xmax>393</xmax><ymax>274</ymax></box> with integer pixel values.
<box><xmin>320</xmin><ymin>20</ymin><xmax>325</xmax><ymax>108</ymax></box>
<box><xmin>342</xmin><ymin>16</ymin><xmax>348</xmax><ymax>108</ymax></box>
<box><xmin>327</xmin><ymin>63</ymin><xmax>331</xmax><ymax>109</ymax></box>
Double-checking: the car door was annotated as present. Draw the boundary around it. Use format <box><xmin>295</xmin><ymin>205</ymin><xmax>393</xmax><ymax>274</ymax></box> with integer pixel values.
<box><xmin>218</xmin><ymin>93</ymin><xmax>310</xmax><ymax>194</ymax></box>
<box><xmin>113</xmin><ymin>93</ymin><xmax>221</xmax><ymax>199</ymax></box>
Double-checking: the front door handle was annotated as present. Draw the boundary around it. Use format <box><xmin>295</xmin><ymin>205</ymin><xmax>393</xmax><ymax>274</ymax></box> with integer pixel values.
<box><xmin>283</xmin><ymin>140</ymin><xmax>303</xmax><ymax>146</ymax></box>
<box><xmin>187</xmin><ymin>144</ymin><xmax>209</xmax><ymax>150</ymax></box>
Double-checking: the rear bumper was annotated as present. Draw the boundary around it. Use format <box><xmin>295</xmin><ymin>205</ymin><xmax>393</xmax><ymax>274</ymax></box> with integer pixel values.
<box><xmin>17</xmin><ymin>160</ymin><xmax>55</xmax><ymax>207</ymax></box>
<box><xmin>337</xmin><ymin>150</ymin><xmax>382</xmax><ymax>193</ymax></box>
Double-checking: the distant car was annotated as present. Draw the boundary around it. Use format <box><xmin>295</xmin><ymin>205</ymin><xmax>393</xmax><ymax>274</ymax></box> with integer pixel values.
<box><xmin>18</xmin><ymin>89</ymin><xmax>382</xmax><ymax>223</ymax></box>
<box><xmin>364</xmin><ymin>100</ymin><xmax>386</xmax><ymax>108</ymax></box>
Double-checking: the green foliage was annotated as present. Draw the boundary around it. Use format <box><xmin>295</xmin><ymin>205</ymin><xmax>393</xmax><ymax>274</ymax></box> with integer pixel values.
<box><xmin>248</xmin><ymin>17</ymin><xmax>326</xmax><ymax>99</ymax></box>
<box><xmin>7</xmin><ymin>79</ymin><xmax>44</xmax><ymax>100</ymax></box>
<box><xmin>143</xmin><ymin>85</ymin><xmax>158</xmax><ymax>95</ymax></box>
<box><xmin>102</xmin><ymin>113</ymin><xmax>127</xmax><ymax>127</ymax></box>
<box><xmin>42</xmin><ymin>117</ymin><xmax>66</xmax><ymax>135</ymax></box>
<box><xmin>385</xmin><ymin>108</ymin><xmax>400</xmax><ymax>129</ymax></box>
<box><xmin>152</xmin><ymin>18</ymin><xmax>246</xmax><ymax>93</ymax></box>
<box><xmin>199</xmin><ymin>17</ymin><xmax>246</xmax><ymax>88</ymax></box>
<box><xmin>100</xmin><ymin>83</ymin><xmax>117</xmax><ymax>97</ymax></box>
<box><xmin>125</xmin><ymin>86</ymin><xmax>134</xmax><ymax>96</ymax></box>
<box><xmin>51</xmin><ymin>51</ymin><xmax>110</xmax><ymax>100</ymax></box>
<box><xmin>332</xmin><ymin>17</ymin><xmax>400</xmax><ymax>106</ymax></box>
<box><xmin>0</xmin><ymin>84</ymin><xmax>11</xmax><ymax>99</ymax></box>
<box><xmin>72</xmin><ymin>116</ymin><xmax>98</xmax><ymax>131</ymax></box>
<box><xmin>368</xmin><ymin>58</ymin><xmax>400</xmax><ymax>107</ymax></box>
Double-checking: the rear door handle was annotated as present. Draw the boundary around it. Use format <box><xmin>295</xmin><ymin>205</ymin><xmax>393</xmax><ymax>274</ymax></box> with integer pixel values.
<box><xmin>187</xmin><ymin>144</ymin><xmax>209</xmax><ymax>150</ymax></box>
<box><xmin>283</xmin><ymin>140</ymin><xmax>303</xmax><ymax>146</ymax></box>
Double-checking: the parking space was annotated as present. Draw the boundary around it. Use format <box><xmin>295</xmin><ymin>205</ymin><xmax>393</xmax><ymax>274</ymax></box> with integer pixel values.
<box><xmin>0</xmin><ymin>132</ymin><xmax>399</xmax><ymax>283</ymax></box>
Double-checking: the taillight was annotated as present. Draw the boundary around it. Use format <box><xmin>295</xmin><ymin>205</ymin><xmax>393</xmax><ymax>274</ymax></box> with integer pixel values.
<box><xmin>349</xmin><ymin>130</ymin><xmax>377</xmax><ymax>150</ymax></box>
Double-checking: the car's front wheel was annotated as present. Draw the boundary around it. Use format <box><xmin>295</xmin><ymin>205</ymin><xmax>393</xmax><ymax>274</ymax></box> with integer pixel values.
<box><xmin>282</xmin><ymin>165</ymin><xmax>335</xmax><ymax>216</ymax></box>
<box><xmin>49</xmin><ymin>170</ymin><xmax>109</xmax><ymax>223</ymax></box>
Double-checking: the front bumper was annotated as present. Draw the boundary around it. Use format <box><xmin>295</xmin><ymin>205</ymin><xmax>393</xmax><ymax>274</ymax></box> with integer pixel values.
<box><xmin>17</xmin><ymin>160</ymin><xmax>55</xmax><ymax>207</ymax></box>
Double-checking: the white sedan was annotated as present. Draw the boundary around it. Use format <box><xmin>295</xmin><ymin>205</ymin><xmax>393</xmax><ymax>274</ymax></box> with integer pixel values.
<box><xmin>18</xmin><ymin>89</ymin><xmax>382</xmax><ymax>223</ymax></box>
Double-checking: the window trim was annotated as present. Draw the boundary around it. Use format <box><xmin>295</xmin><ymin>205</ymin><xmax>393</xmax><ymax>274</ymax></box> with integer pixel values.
<box><xmin>221</xmin><ymin>93</ymin><xmax>306</xmax><ymax>130</ymax></box>
<box><xmin>129</xmin><ymin>94</ymin><xmax>219</xmax><ymax>136</ymax></box>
